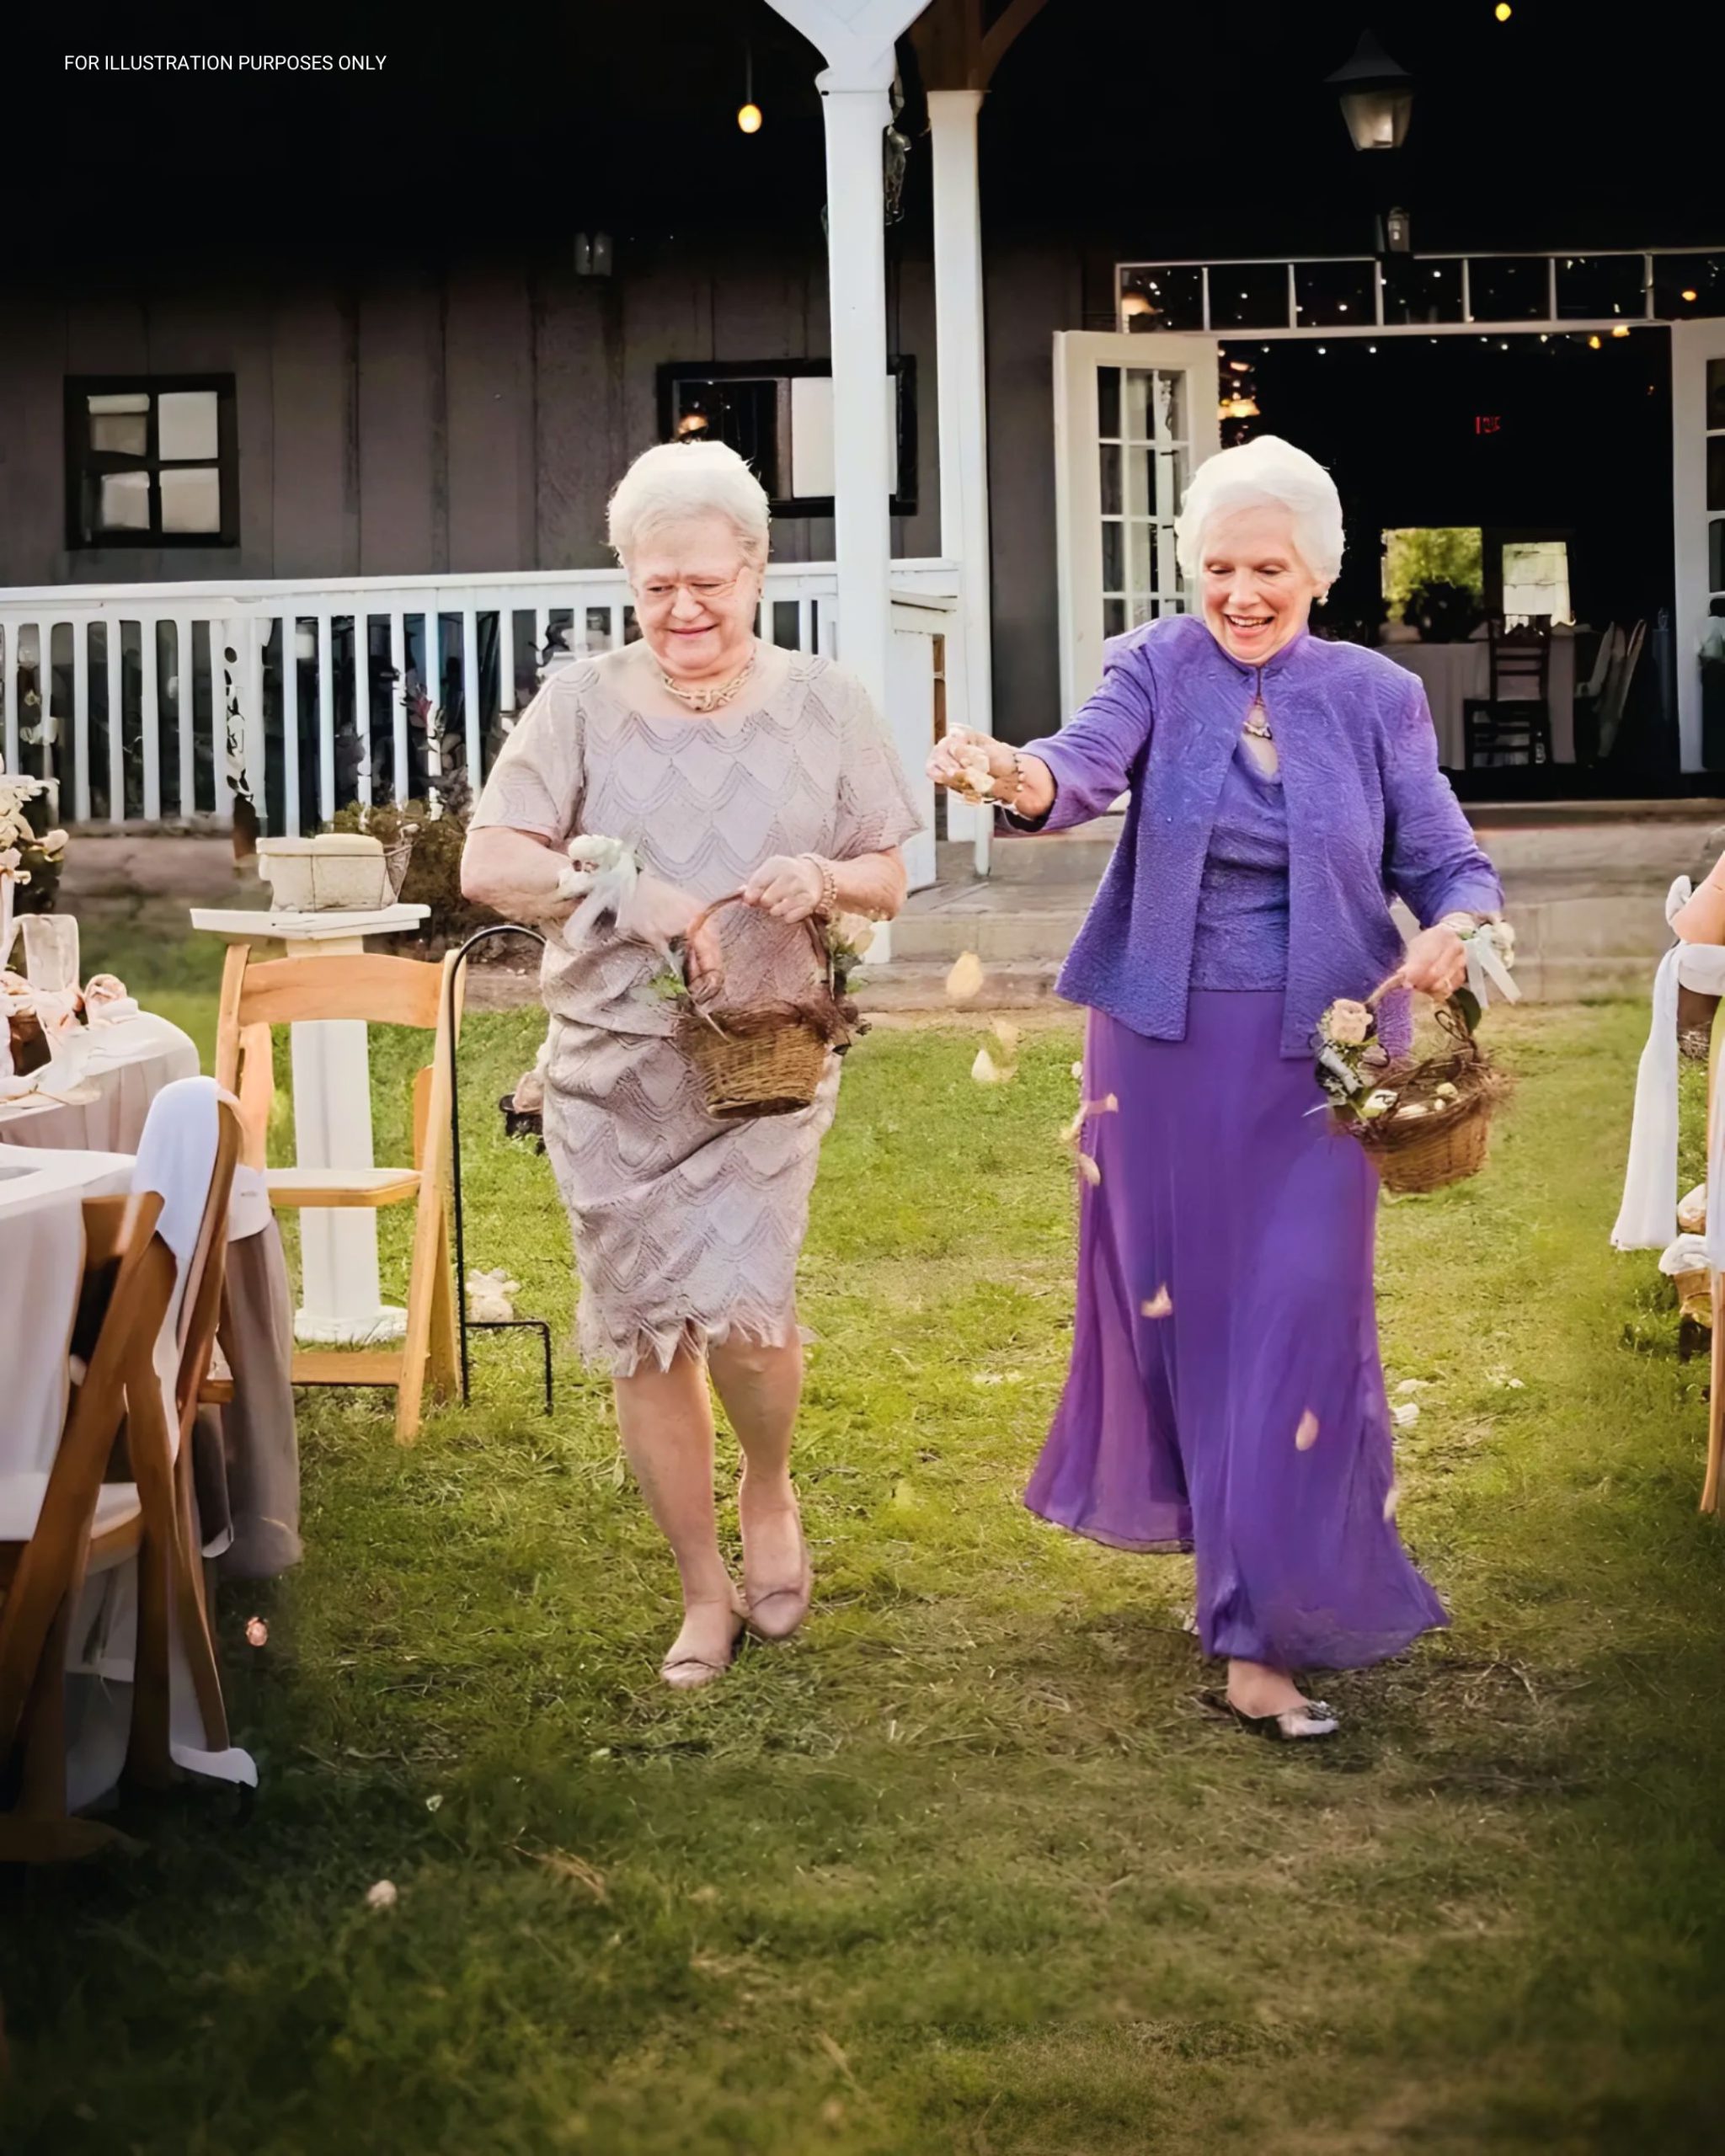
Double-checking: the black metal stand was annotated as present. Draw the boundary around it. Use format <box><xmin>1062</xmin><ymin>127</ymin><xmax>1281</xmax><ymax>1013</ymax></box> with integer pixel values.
<box><xmin>446</xmin><ymin>923</ymin><xmax>554</xmax><ymax>1413</ymax></box>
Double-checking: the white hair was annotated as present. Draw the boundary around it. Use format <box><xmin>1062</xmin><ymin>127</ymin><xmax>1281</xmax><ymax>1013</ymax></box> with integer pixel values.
<box><xmin>606</xmin><ymin>440</ymin><xmax>771</xmax><ymax>570</ymax></box>
<box><xmin>1174</xmin><ymin>435</ymin><xmax>1344</xmax><ymax>590</ymax></box>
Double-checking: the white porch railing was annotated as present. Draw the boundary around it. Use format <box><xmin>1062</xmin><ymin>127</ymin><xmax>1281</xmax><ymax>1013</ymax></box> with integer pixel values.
<box><xmin>0</xmin><ymin>562</ymin><xmax>980</xmax><ymax>871</ymax></box>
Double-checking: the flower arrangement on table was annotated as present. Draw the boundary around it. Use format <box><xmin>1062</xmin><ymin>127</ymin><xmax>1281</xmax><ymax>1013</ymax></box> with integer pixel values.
<box><xmin>0</xmin><ymin>762</ymin><xmax>68</xmax><ymax>932</ymax></box>
<box><xmin>2</xmin><ymin>964</ymin><xmax>138</xmax><ymax>1097</ymax></box>
<box><xmin>1315</xmin><ymin>921</ymin><xmax>1517</xmax><ymax>1195</ymax></box>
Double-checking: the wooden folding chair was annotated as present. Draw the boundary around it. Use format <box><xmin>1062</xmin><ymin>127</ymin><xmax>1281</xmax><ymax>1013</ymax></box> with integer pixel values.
<box><xmin>214</xmin><ymin>941</ymin><xmax>463</xmax><ymax>1441</ymax></box>
<box><xmin>0</xmin><ymin>1194</ymin><xmax>176</xmax><ymax>1861</ymax></box>
<box><xmin>82</xmin><ymin>1094</ymin><xmax>245</xmax><ymax>1786</ymax></box>
<box><xmin>1706</xmin><ymin>997</ymin><xmax>1725</xmax><ymax>1515</ymax></box>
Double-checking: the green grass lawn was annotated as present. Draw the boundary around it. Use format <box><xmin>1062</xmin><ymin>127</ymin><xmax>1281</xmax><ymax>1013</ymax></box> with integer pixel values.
<box><xmin>5</xmin><ymin>960</ymin><xmax>1725</xmax><ymax>2154</ymax></box>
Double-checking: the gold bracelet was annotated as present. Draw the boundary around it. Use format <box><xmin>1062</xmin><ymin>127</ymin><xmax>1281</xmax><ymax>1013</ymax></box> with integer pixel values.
<box><xmin>999</xmin><ymin>750</ymin><xmax>1028</xmax><ymax>815</ymax></box>
<box><xmin>801</xmin><ymin>853</ymin><xmax>839</xmax><ymax>917</ymax></box>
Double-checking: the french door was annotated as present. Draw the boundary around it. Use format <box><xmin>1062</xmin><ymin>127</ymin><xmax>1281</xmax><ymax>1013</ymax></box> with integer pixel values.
<box><xmin>1673</xmin><ymin>320</ymin><xmax>1725</xmax><ymax>771</ymax></box>
<box><xmin>1053</xmin><ymin>332</ymin><xmax>1220</xmax><ymax>719</ymax></box>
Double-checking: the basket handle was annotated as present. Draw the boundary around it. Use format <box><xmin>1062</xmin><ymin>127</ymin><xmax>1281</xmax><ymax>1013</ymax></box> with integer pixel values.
<box><xmin>1365</xmin><ymin>967</ymin><xmax>1477</xmax><ymax>1053</ymax></box>
<box><xmin>684</xmin><ymin>890</ymin><xmax>834</xmax><ymax>988</ymax></box>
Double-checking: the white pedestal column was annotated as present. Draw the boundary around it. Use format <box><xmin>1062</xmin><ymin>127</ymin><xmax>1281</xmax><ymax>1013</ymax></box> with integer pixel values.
<box><xmin>190</xmin><ymin>903</ymin><xmax>430</xmax><ymax>1347</ymax></box>
<box><xmin>819</xmin><ymin>79</ymin><xmax>895</xmax><ymax>727</ymax></box>
<box><xmin>287</xmin><ymin>932</ymin><xmax>403</xmax><ymax>1347</ymax></box>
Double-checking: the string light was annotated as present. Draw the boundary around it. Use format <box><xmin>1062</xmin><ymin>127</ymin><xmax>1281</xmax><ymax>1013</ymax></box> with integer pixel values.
<box><xmin>1494</xmin><ymin>3</ymin><xmax>1512</xmax><ymax>19</ymax></box>
<box><xmin>1611</xmin><ymin>325</ymin><xmax>1631</xmax><ymax>339</ymax></box>
<box><xmin>1588</xmin><ymin>334</ymin><xmax>1602</xmax><ymax>350</ymax></box>
<box><xmin>737</xmin><ymin>43</ymin><xmax>761</xmax><ymax>133</ymax></box>
<box><xmin>1683</xmin><ymin>288</ymin><xmax>1700</xmax><ymax>303</ymax></box>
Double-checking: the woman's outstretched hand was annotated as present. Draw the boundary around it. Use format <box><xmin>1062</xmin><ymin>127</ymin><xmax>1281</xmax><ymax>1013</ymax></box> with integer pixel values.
<box><xmin>1398</xmin><ymin>923</ymin><xmax>1468</xmax><ymax>999</ymax></box>
<box><xmin>927</xmin><ymin>726</ymin><xmax>1016</xmax><ymax>799</ymax></box>
<box><xmin>741</xmin><ymin>856</ymin><xmax>825</xmax><ymax>923</ymax></box>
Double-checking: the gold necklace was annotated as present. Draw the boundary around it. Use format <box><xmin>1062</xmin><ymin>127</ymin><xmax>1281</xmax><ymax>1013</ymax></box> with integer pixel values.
<box><xmin>656</xmin><ymin>650</ymin><xmax>758</xmax><ymax>713</ymax></box>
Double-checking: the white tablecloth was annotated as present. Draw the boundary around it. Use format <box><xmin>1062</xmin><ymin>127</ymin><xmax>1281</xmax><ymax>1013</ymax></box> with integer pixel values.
<box><xmin>1381</xmin><ymin>638</ymin><xmax>1576</xmax><ymax>769</ymax></box>
<box><xmin>0</xmin><ymin>1011</ymin><xmax>200</xmax><ymax>1149</ymax></box>
<box><xmin>2</xmin><ymin>1007</ymin><xmax>296</xmax><ymax>1576</ymax></box>
<box><xmin>0</xmin><ymin>1145</ymin><xmax>136</xmax><ymax>1476</ymax></box>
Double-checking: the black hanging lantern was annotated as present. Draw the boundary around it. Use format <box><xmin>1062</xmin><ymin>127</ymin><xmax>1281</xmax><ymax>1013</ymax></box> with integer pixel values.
<box><xmin>1327</xmin><ymin>31</ymin><xmax>1413</xmax><ymax>152</ymax></box>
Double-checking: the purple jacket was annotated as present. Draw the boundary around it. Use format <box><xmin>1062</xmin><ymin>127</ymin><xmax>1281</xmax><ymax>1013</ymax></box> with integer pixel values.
<box><xmin>1020</xmin><ymin>615</ymin><xmax>1503</xmax><ymax>1057</ymax></box>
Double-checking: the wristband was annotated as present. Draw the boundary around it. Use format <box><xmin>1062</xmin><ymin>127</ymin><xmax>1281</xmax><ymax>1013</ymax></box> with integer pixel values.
<box><xmin>800</xmin><ymin>853</ymin><xmax>839</xmax><ymax>918</ymax></box>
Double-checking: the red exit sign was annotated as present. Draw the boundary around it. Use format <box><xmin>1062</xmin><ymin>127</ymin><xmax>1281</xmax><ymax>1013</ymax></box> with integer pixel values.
<box><xmin>1474</xmin><ymin>414</ymin><xmax>1503</xmax><ymax>435</ymax></box>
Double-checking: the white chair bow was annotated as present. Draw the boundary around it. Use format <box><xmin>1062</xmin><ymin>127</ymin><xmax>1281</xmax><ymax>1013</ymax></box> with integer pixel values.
<box><xmin>1611</xmin><ymin>878</ymin><xmax>1725</xmax><ymax>1269</ymax></box>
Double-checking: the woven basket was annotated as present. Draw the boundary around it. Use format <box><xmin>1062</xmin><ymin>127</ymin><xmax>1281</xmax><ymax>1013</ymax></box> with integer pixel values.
<box><xmin>1674</xmin><ymin>1265</ymin><xmax>1713</xmax><ymax>1327</ymax></box>
<box><xmin>676</xmin><ymin>893</ymin><xmax>855</xmax><ymax>1121</ymax></box>
<box><xmin>1338</xmin><ymin>985</ymin><xmax>1511</xmax><ymax>1196</ymax></box>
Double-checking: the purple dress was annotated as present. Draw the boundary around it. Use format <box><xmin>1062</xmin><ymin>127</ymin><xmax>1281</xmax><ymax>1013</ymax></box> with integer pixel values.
<box><xmin>1024</xmin><ymin>741</ymin><xmax>1449</xmax><ymax>1672</ymax></box>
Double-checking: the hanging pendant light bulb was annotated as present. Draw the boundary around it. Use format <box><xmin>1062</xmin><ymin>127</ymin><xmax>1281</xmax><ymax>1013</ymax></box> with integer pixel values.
<box><xmin>738</xmin><ymin>45</ymin><xmax>762</xmax><ymax>134</ymax></box>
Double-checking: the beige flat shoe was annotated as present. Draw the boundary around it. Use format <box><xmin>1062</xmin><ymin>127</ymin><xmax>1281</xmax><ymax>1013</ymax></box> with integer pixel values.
<box><xmin>660</xmin><ymin>1593</ymin><xmax>747</xmax><ymax>1690</ymax></box>
<box><xmin>741</xmin><ymin>1497</ymin><xmax>814</xmax><ymax>1641</ymax></box>
<box><xmin>745</xmin><ymin>1561</ymin><xmax>813</xmax><ymax>1642</ymax></box>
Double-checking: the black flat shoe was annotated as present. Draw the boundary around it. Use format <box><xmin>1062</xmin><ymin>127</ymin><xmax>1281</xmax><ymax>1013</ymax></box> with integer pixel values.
<box><xmin>1205</xmin><ymin>1690</ymin><xmax>1340</xmax><ymax>1742</ymax></box>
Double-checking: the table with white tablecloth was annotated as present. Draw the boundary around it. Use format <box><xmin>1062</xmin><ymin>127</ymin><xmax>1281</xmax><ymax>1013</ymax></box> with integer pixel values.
<box><xmin>0</xmin><ymin>1143</ymin><xmax>136</xmax><ymax>1476</ymax></box>
<box><xmin>1380</xmin><ymin>638</ymin><xmax>1576</xmax><ymax>769</ymax></box>
<box><xmin>0</xmin><ymin>1010</ymin><xmax>200</xmax><ymax>1149</ymax></box>
<box><xmin>2</xmin><ymin>1005</ymin><xmax>302</xmax><ymax>1581</ymax></box>
<box><xmin>0</xmin><ymin>1145</ymin><xmax>152</xmax><ymax>1808</ymax></box>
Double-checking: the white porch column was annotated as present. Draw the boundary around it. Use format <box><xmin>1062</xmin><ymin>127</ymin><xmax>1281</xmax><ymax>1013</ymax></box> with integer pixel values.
<box><xmin>927</xmin><ymin>88</ymin><xmax>993</xmax><ymax>740</ymax></box>
<box><xmin>818</xmin><ymin>72</ymin><xmax>896</xmax><ymax>723</ymax></box>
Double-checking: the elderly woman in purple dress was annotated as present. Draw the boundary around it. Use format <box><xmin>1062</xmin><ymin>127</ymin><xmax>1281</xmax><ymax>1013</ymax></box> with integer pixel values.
<box><xmin>929</xmin><ymin>436</ymin><xmax>1503</xmax><ymax>1740</ymax></box>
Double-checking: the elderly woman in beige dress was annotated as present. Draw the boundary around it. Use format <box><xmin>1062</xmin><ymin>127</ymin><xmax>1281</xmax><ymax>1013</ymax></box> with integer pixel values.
<box><xmin>462</xmin><ymin>441</ymin><xmax>921</xmax><ymax>1688</ymax></box>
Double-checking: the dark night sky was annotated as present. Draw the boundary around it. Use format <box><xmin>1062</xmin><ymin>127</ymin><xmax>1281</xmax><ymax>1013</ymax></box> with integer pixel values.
<box><xmin>15</xmin><ymin>1</ymin><xmax>1725</xmax><ymax>268</ymax></box>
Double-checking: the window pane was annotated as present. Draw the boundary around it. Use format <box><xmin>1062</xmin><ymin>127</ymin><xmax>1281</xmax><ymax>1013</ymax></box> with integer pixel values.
<box><xmin>159</xmin><ymin>465</ymin><xmax>222</xmax><ymax>534</ymax></box>
<box><xmin>1654</xmin><ymin>253</ymin><xmax>1725</xmax><ymax>319</ymax></box>
<box><xmin>99</xmin><ymin>472</ymin><xmax>152</xmax><ymax>531</ymax></box>
<box><xmin>1101</xmin><ymin>521</ymin><xmax>1123</xmax><ymax>593</ymax></box>
<box><xmin>158</xmin><ymin>389</ymin><xmax>220</xmax><ymax>462</ymax></box>
<box><xmin>1383</xmin><ymin>258</ymin><xmax>1465</xmax><ymax>326</ymax></box>
<box><xmin>1710</xmin><ymin>517</ymin><xmax>1724</xmax><ymax>595</ymax></box>
<box><xmin>1293</xmin><ymin>259</ymin><xmax>1375</xmax><ymax>329</ymax></box>
<box><xmin>1207</xmin><ymin>263</ymin><xmax>1291</xmax><ymax>333</ymax></box>
<box><xmin>666</xmin><ymin>376</ymin><xmax>781</xmax><ymax>499</ymax></box>
<box><xmin>1119</xmin><ymin>265</ymin><xmax>1202</xmax><ymax>333</ymax></box>
<box><xmin>1128</xmin><ymin>520</ymin><xmax>1153</xmax><ymax>603</ymax></box>
<box><xmin>1157</xmin><ymin>371</ymin><xmax>1186</xmax><ymax>447</ymax></box>
<box><xmin>1096</xmin><ymin>367</ymin><xmax>1120</xmax><ymax>440</ymax></box>
<box><xmin>1708</xmin><ymin>358</ymin><xmax>1725</xmax><ymax>431</ymax></box>
<box><xmin>1124</xmin><ymin>446</ymin><xmax>1153</xmax><ymax>520</ymax></box>
<box><xmin>1103</xmin><ymin>598</ymin><xmax>1127</xmax><ymax>638</ymax></box>
<box><xmin>1122</xmin><ymin>370</ymin><xmax>1151</xmax><ymax>444</ymax></box>
<box><xmin>1554</xmin><ymin>254</ymin><xmax>1645</xmax><ymax>322</ymax></box>
<box><xmin>1466</xmin><ymin>257</ymin><xmax>1549</xmax><ymax>322</ymax></box>
<box><xmin>89</xmin><ymin>411</ymin><xmax>148</xmax><ymax>455</ymax></box>
<box><xmin>1098</xmin><ymin>442</ymin><xmax>1121</xmax><ymax>516</ymax></box>
<box><xmin>1502</xmin><ymin>541</ymin><xmax>1572</xmax><ymax>625</ymax></box>
<box><xmin>87</xmin><ymin>392</ymin><xmax>149</xmax><ymax>414</ymax></box>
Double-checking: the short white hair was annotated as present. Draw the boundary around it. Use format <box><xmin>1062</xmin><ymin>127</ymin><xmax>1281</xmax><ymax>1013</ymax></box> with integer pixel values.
<box><xmin>1175</xmin><ymin>435</ymin><xmax>1344</xmax><ymax>590</ymax></box>
<box><xmin>607</xmin><ymin>440</ymin><xmax>771</xmax><ymax>571</ymax></box>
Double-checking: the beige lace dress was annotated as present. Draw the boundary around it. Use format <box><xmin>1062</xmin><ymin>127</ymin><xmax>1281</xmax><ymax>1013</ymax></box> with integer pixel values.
<box><xmin>470</xmin><ymin>646</ymin><xmax>923</xmax><ymax>1375</ymax></box>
